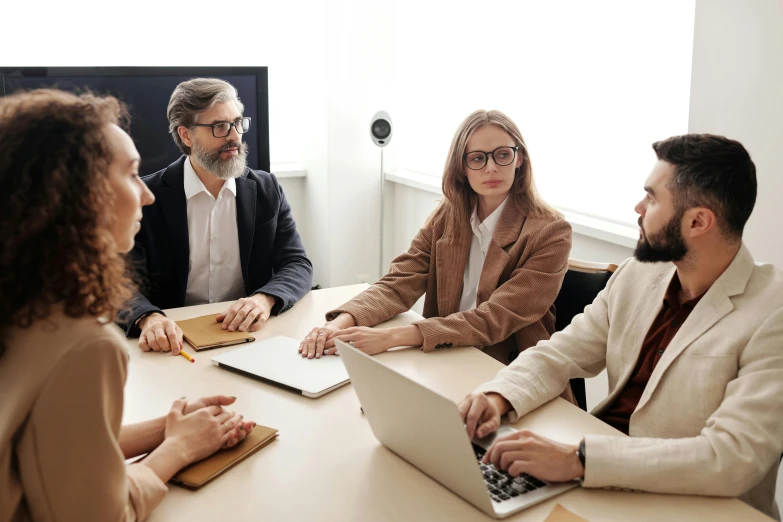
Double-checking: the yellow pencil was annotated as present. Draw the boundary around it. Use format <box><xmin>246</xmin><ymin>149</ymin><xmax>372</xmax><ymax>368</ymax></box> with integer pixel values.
<box><xmin>179</xmin><ymin>350</ymin><xmax>195</xmax><ymax>363</ymax></box>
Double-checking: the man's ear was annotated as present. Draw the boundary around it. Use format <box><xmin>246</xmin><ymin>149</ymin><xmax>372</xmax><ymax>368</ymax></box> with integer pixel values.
<box><xmin>684</xmin><ymin>206</ymin><xmax>717</xmax><ymax>239</ymax></box>
<box><xmin>178</xmin><ymin>126</ymin><xmax>193</xmax><ymax>149</ymax></box>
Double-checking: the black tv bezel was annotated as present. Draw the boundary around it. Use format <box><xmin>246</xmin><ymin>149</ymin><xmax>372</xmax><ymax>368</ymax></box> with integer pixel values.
<box><xmin>0</xmin><ymin>66</ymin><xmax>271</xmax><ymax>173</ymax></box>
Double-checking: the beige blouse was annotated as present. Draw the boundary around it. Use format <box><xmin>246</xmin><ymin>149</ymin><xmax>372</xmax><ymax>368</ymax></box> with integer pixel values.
<box><xmin>0</xmin><ymin>310</ymin><xmax>167</xmax><ymax>522</ymax></box>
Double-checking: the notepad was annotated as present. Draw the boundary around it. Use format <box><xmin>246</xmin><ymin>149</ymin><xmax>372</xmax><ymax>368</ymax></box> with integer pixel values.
<box><xmin>544</xmin><ymin>504</ymin><xmax>589</xmax><ymax>522</ymax></box>
<box><xmin>170</xmin><ymin>424</ymin><xmax>278</xmax><ymax>488</ymax></box>
<box><xmin>176</xmin><ymin>314</ymin><xmax>255</xmax><ymax>351</ymax></box>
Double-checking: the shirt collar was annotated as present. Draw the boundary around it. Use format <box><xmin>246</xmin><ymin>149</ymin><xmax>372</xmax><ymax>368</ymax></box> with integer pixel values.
<box><xmin>470</xmin><ymin>197</ymin><xmax>508</xmax><ymax>237</ymax></box>
<box><xmin>183</xmin><ymin>157</ymin><xmax>237</xmax><ymax>200</ymax></box>
<box><xmin>663</xmin><ymin>273</ymin><xmax>705</xmax><ymax>311</ymax></box>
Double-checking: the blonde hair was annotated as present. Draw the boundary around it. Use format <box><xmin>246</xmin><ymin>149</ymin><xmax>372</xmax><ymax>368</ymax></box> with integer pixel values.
<box><xmin>436</xmin><ymin>109</ymin><xmax>558</xmax><ymax>236</ymax></box>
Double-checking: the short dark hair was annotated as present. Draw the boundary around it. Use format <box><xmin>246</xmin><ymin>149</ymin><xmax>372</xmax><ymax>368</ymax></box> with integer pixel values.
<box><xmin>652</xmin><ymin>134</ymin><xmax>756</xmax><ymax>239</ymax></box>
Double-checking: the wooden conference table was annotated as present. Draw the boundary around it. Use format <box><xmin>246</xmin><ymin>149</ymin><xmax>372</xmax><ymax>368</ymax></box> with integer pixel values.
<box><xmin>122</xmin><ymin>284</ymin><xmax>772</xmax><ymax>522</ymax></box>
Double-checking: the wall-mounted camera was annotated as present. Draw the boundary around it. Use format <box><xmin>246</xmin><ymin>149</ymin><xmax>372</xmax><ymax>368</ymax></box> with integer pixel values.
<box><xmin>370</xmin><ymin>111</ymin><xmax>392</xmax><ymax>147</ymax></box>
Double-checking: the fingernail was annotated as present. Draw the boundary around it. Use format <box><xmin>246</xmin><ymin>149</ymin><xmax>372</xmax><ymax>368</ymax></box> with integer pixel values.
<box><xmin>180</xmin><ymin>396</ymin><xmax>187</xmax><ymax>400</ymax></box>
<box><xmin>316</xmin><ymin>353</ymin><xmax>321</xmax><ymax>359</ymax></box>
<box><xmin>239</xmin><ymin>326</ymin><xmax>245</xmax><ymax>331</ymax></box>
<box><xmin>229</xmin><ymin>396</ymin><xmax>236</xmax><ymax>399</ymax></box>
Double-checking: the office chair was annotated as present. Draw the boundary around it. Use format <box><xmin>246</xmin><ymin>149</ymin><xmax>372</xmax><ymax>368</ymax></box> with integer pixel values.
<box><xmin>553</xmin><ymin>259</ymin><xmax>618</xmax><ymax>411</ymax></box>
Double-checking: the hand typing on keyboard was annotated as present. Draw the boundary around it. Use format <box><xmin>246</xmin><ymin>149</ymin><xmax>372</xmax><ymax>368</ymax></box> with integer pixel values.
<box><xmin>481</xmin><ymin>429</ymin><xmax>585</xmax><ymax>483</ymax></box>
<box><xmin>474</xmin><ymin>445</ymin><xmax>549</xmax><ymax>503</ymax></box>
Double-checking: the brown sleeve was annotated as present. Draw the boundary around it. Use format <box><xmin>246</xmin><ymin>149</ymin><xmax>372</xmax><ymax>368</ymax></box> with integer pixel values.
<box><xmin>19</xmin><ymin>337</ymin><xmax>167</xmax><ymax>521</ymax></box>
<box><xmin>326</xmin><ymin>215</ymin><xmax>438</xmax><ymax>326</ymax></box>
<box><xmin>415</xmin><ymin>218</ymin><xmax>572</xmax><ymax>352</ymax></box>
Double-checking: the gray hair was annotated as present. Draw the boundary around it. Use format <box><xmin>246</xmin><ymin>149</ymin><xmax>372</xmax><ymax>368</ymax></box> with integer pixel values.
<box><xmin>167</xmin><ymin>78</ymin><xmax>245</xmax><ymax>155</ymax></box>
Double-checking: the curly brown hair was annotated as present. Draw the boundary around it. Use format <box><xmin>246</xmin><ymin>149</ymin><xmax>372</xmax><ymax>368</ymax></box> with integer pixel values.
<box><xmin>0</xmin><ymin>89</ymin><xmax>134</xmax><ymax>355</ymax></box>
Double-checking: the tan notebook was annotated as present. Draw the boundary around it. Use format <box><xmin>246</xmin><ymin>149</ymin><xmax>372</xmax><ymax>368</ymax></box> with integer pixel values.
<box><xmin>171</xmin><ymin>425</ymin><xmax>278</xmax><ymax>488</ymax></box>
<box><xmin>176</xmin><ymin>314</ymin><xmax>255</xmax><ymax>351</ymax></box>
<box><xmin>544</xmin><ymin>504</ymin><xmax>589</xmax><ymax>522</ymax></box>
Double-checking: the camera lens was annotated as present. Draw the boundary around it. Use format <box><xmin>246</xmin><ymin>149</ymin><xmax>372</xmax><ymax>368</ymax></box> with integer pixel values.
<box><xmin>372</xmin><ymin>119</ymin><xmax>391</xmax><ymax>139</ymax></box>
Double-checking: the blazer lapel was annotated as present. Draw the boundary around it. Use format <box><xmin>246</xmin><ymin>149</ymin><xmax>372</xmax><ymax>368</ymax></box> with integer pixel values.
<box><xmin>609</xmin><ymin>266</ymin><xmax>673</xmax><ymax>402</ymax></box>
<box><xmin>158</xmin><ymin>160</ymin><xmax>190</xmax><ymax>298</ymax></box>
<box><xmin>235</xmin><ymin>173</ymin><xmax>256</xmax><ymax>290</ymax></box>
<box><xmin>477</xmin><ymin>203</ymin><xmax>525</xmax><ymax>304</ymax></box>
<box><xmin>635</xmin><ymin>245</ymin><xmax>755</xmax><ymax>412</ymax></box>
<box><xmin>435</xmin><ymin>224</ymin><xmax>470</xmax><ymax>316</ymax></box>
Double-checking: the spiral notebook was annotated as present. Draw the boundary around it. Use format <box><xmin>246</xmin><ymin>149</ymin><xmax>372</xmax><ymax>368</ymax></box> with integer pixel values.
<box><xmin>176</xmin><ymin>314</ymin><xmax>255</xmax><ymax>351</ymax></box>
<box><xmin>170</xmin><ymin>424</ymin><xmax>278</xmax><ymax>488</ymax></box>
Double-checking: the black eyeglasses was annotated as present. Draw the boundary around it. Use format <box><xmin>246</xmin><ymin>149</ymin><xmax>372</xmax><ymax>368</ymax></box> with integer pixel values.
<box><xmin>193</xmin><ymin>117</ymin><xmax>251</xmax><ymax>138</ymax></box>
<box><xmin>463</xmin><ymin>146</ymin><xmax>520</xmax><ymax>170</ymax></box>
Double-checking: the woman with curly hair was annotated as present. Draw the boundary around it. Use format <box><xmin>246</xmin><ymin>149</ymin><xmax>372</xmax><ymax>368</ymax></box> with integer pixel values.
<box><xmin>0</xmin><ymin>89</ymin><xmax>255</xmax><ymax>521</ymax></box>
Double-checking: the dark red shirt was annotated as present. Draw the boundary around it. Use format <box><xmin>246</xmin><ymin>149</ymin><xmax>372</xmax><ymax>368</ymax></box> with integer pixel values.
<box><xmin>599</xmin><ymin>274</ymin><xmax>704</xmax><ymax>434</ymax></box>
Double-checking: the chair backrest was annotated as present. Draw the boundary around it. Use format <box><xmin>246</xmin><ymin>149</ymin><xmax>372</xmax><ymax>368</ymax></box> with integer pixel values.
<box><xmin>554</xmin><ymin>260</ymin><xmax>618</xmax><ymax>332</ymax></box>
<box><xmin>555</xmin><ymin>259</ymin><xmax>618</xmax><ymax>412</ymax></box>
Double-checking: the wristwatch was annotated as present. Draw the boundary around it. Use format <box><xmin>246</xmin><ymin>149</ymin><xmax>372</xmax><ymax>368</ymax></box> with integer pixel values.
<box><xmin>577</xmin><ymin>438</ymin><xmax>586</xmax><ymax>469</ymax></box>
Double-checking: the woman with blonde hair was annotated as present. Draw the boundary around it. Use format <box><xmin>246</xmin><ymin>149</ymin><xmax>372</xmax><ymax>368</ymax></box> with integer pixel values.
<box><xmin>0</xmin><ymin>89</ymin><xmax>255</xmax><ymax>521</ymax></box>
<box><xmin>301</xmin><ymin>110</ymin><xmax>572</xmax><ymax>369</ymax></box>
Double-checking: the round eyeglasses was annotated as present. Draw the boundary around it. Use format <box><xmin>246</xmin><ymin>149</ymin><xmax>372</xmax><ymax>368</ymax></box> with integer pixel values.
<box><xmin>193</xmin><ymin>117</ymin><xmax>251</xmax><ymax>138</ymax></box>
<box><xmin>463</xmin><ymin>146</ymin><xmax>519</xmax><ymax>170</ymax></box>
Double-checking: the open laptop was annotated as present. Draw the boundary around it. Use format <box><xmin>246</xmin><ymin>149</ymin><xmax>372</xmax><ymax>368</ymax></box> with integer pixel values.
<box><xmin>335</xmin><ymin>339</ymin><xmax>578</xmax><ymax>518</ymax></box>
<box><xmin>211</xmin><ymin>336</ymin><xmax>349</xmax><ymax>398</ymax></box>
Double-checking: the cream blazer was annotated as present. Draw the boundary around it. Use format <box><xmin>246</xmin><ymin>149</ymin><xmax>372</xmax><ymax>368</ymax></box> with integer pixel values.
<box><xmin>476</xmin><ymin>245</ymin><xmax>783</xmax><ymax>519</ymax></box>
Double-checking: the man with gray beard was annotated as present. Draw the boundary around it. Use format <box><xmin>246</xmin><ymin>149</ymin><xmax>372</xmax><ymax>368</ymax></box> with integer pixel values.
<box><xmin>118</xmin><ymin>78</ymin><xmax>313</xmax><ymax>353</ymax></box>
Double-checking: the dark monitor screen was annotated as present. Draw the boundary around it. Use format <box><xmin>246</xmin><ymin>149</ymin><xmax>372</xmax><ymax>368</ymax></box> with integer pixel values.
<box><xmin>1</xmin><ymin>67</ymin><xmax>270</xmax><ymax>176</ymax></box>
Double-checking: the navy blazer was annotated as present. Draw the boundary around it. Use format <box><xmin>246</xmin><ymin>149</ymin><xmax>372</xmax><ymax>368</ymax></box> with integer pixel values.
<box><xmin>118</xmin><ymin>156</ymin><xmax>313</xmax><ymax>337</ymax></box>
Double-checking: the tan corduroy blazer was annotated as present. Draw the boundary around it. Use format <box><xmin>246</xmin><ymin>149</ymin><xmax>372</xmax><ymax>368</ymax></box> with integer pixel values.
<box><xmin>327</xmin><ymin>201</ymin><xmax>573</xmax><ymax>365</ymax></box>
<box><xmin>475</xmin><ymin>245</ymin><xmax>783</xmax><ymax>519</ymax></box>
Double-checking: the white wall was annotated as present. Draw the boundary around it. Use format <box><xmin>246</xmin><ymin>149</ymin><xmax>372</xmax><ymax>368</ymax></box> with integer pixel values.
<box><xmin>322</xmin><ymin>0</ymin><xmax>395</xmax><ymax>287</ymax></box>
<box><xmin>688</xmin><ymin>0</ymin><xmax>783</xmax><ymax>266</ymax></box>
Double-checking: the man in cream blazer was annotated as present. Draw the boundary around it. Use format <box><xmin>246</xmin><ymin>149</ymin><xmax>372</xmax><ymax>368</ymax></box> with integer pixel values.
<box><xmin>460</xmin><ymin>134</ymin><xmax>783</xmax><ymax>519</ymax></box>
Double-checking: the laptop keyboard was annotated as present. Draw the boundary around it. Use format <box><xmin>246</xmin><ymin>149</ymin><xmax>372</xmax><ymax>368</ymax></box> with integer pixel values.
<box><xmin>473</xmin><ymin>444</ymin><xmax>548</xmax><ymax>503</ymax></box>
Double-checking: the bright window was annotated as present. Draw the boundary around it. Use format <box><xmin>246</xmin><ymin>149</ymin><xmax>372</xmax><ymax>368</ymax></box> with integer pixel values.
<box><xmin>390</xmin><ymin>0</ymin><xmax>695</xmax><ymax>226</ymax></box>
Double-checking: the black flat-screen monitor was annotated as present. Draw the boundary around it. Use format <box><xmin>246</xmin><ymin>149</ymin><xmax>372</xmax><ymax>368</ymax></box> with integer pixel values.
<box><xmin>1</xmin><ymin>67</ymin><xmax>270</xmax><ymax>176</ymax></box>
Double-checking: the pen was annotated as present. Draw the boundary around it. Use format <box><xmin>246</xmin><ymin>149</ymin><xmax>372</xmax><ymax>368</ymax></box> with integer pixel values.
<box><xmin>179</xmin><ymin>350</ymin><xmax>195</xmax><ymax>363</ymax></box>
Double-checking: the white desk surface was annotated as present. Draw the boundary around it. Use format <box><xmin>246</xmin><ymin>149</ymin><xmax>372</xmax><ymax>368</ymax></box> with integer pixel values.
<box><xmin>123</xmin><ymin>284</ymin><xmax>772</xmax><ymax>522</ymax></box>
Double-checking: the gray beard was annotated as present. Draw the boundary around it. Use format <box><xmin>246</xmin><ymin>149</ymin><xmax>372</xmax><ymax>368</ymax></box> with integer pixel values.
<box><xmin>191</xmin><ymin>139</ymin><xmax>249</xmax><ymax>180</ymax></box>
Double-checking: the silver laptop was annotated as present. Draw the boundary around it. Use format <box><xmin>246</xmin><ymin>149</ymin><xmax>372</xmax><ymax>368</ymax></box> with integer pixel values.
<box><xmin>211</xmin><ymin>336</ymin><xmax>349</xmax><ymax>398</ymax></box>
<box><xmin>336</xmin><ymin>339</ymin><xmax>578</xmax><ymax>518</ymax></box>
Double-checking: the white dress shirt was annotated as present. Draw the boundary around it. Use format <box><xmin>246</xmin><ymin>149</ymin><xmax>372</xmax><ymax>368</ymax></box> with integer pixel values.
<box><xmin>183</xmin><ymin>158</ymin><xmax>246</xmax><ymax>306</ymax></box>
<box><xmin>458</xmin><ymin>197</ymin><xmax>508</xmax><ymax>312</ymax></box>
